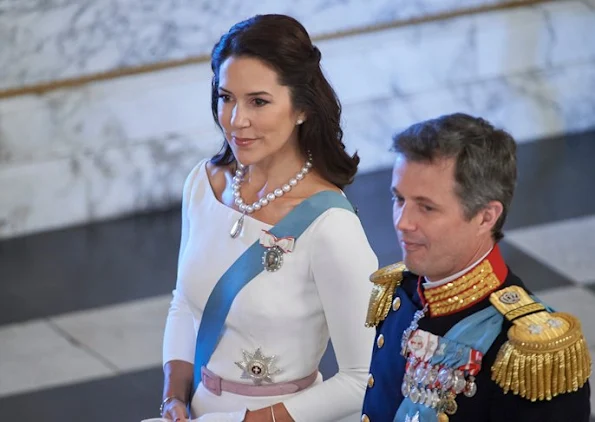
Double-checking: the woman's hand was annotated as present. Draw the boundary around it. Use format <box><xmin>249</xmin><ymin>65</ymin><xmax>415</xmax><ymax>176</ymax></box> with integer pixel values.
<box><xmin>161</xmin><ymin>360</ymin><xmax>193</xmax><ymax>421</ymax></box>
<box><xmin>161</xmin><ymin>398</ymin><xmax>189</xmax><ymax>421</ymax></box>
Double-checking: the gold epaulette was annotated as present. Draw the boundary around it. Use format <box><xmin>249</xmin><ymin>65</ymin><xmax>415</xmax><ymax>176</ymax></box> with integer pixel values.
<box><xmin>365</xmin><ymin>262</ymin><xmax>406</xmax><ymax>327</ymax></box>
<box><xmin>490</xmin><ymin>286</ymin><xmax>591</xmax><ymax>401</ymax></box>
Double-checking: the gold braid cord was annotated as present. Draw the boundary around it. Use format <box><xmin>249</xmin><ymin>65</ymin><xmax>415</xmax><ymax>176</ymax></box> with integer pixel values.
<box><xmin>490</xmin><ymin>286</ymin><xmax>592</xmax><ymax>401</ymax></box>
<box><xmin>365</xmin><ymin>262</ymin><xmax>406</xmax><ymax>327</ymax></box>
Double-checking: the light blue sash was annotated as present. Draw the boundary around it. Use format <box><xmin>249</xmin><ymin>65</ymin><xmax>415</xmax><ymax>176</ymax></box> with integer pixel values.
<box><xmin>192</xmin><ymin>191</ymin><xmax>355</xmax><ymax>393</ymax></box>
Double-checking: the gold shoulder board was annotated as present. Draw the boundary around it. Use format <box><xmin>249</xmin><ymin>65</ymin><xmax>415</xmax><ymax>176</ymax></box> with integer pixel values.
<box><xmin>365</xmin><ymin>262</ymin><xmax>406</xmax><ymax>328</ymax></box>
<box><xmin>489</xmin><ymin>285</ymin><xmax>591</xmax><ymax>401</ymax></box>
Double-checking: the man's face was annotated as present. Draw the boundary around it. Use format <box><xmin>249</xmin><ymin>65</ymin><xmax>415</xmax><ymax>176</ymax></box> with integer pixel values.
<box><xmin>391</xmin><ymin>154</ymin><xmax>489</xmax><ymax>280</ymax></box>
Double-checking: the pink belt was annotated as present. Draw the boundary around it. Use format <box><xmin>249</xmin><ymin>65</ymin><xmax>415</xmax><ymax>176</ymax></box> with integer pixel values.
<box><xmin>200</xmin><ymin>366</ymin><xmax>318</xmax><ymax>397</ymax></box>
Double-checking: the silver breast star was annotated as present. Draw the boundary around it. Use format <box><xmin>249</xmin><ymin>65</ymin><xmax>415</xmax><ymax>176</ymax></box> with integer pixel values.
<box><xmin>235</xmin><ymin>347</ymin><xmax>281</xmax><ymax>385</ymax></box>
<box><xmin>405</xmin><ymin>412</ymin><xmax>420</xmax><ymax>422</ymax></box>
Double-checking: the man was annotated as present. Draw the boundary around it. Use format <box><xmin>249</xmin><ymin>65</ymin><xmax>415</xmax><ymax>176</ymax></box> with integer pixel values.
<box><xmin>361</xmin><ymin>113</ymin><xmax>591</xmax><ymax>422</ymax></box>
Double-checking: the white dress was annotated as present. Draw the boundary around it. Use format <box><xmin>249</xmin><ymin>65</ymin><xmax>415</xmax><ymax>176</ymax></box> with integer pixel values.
<box><xmin>163</xmin><ymin>160</ymin><xmax>378</xmax><ymax>421</ymax></box>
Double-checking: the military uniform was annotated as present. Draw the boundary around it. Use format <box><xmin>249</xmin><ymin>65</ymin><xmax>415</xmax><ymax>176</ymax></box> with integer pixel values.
<box><xmin>361</xmin><ymin>245</ymin><xmax>592</xmax><ymax>422</ymax></box>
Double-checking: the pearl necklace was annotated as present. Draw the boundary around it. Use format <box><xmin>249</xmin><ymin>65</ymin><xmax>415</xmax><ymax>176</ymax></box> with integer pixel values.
<box><xmin>229</xmin><ymin>158</ymin><xmax>313</xmax><ymax>238</ymax></box>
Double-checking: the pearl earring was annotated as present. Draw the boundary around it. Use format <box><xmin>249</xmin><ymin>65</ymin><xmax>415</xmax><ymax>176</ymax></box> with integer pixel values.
<box><xmin>296</xmin><ymin>119</ymin><xmax>304</xmax><ymax>125</ymax></box>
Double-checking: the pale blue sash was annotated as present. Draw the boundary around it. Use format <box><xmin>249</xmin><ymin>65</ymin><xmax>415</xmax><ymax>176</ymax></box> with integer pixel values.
<box><xmin>192</xmin><ymin>191</ymin><xmax>355</xmax><ymax>393</ymax></box>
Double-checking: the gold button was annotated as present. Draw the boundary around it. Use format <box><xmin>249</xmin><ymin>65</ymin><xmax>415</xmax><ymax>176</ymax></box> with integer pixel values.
<box><xmin>367</xmin><ymin>373</ymin><xmax>375</xmax><ymax>388</ymax></box>
<box><xmin>361</xmin><ymin>414</ymin><xmax>370</xmax><ymax>422</ymax></box>
<box><xmin>376</xmin><ymin>334</ymin><xmax>385</xmax><ymax>348</ymax></box>
<box><xmin>392</xmin><ymin>297</ymin><xmax>401</xmax><ymax>311</ymax></box>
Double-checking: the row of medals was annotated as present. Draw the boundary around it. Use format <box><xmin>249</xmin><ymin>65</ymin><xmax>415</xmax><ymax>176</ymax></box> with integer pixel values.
<box><xmin>401</xmin><ymin>355</ymin><xmax>478</xmax><ymax>420</ymax></box>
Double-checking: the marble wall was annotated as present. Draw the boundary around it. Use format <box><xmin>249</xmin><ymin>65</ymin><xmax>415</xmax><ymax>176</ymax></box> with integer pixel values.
<box><xmin>1</xmin><ymin>0</ymin><xmax>594</xmax><ymax>239</ymax></box>
<box><xmin>1</xmin><ymin>0</ymin><xmax>509</xmax><ymax>91</ymax></box>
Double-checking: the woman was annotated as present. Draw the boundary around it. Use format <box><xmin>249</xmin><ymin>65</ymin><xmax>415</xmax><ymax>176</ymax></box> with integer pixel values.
<box><xmin>160</xmin><ymin>14</ymin><xmax>377</xmax><ymax>422</ymax></box>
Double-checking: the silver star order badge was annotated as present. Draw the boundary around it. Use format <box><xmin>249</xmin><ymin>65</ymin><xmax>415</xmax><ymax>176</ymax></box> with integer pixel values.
<box><xmin>235</xmin><ymin>347</ymin><xmax>281</xmax><ymax>385</ymax></box>
<box><xmin>405</xmin><ymin>412</ymin><xmax>420</xmax><ymax>422</ymax></box>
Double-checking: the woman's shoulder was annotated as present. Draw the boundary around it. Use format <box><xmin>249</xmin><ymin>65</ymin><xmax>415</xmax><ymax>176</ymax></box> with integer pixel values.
<box><xmin>300</xmin><ymin>186</ymin><xmax>361</xmax><ymax>237</ymax></box>
<box><xmin>298</xmin><ymin>171</ymin><xmax>353</xmax><ymax>211</ymax></box>
<box><xmin>205</xmin><ymin>159</ymin><xmax>232</xmax><ymax>179</ymax></box>
<box><xmin>183</xmin><ymin>158</ymin><xmax>228</xmax><ymax>205</ymax></box>
<box><xmin>301</xmin><ymin>173</ymin><xmax>343</xmax><ymax>198</ymax></box>
<box><xmin>302</xmin><ymin>187</ymin><xmax>376</xmax><ymax>263</ymax></box>
<box><xmin>183</xmin><ymin>159</ymin><xmax>208</xmax><ymax>191</ymax></box>
<box><xmin>312</xmin><ymin>204</ymin><xmax>361</xmax><ymax>233</ymax></box>
<box><xmin>204</xmin><ymin>160</ymin><xmax>233</xmax><ymax>199</ymax></box>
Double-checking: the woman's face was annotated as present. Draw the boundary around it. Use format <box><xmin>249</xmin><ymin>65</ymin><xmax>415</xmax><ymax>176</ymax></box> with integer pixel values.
<box><xmin>216</xmin><ymin>56</ymin><xmax>305</xmax><ymax>166</ymax></box>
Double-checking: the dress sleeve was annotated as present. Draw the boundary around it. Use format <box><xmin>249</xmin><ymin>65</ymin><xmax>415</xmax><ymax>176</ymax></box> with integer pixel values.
<box><xmin>162</xmin><ymin>160</ymin><xmax>205</xmax><ymax>366</ymax></box>
<box><xmin>283</xmin><ymin>208</ymin><xmax>378</xmax><ymax>421</ymax></box>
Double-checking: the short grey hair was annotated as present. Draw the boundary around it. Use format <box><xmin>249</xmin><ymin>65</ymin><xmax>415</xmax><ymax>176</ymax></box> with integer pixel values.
<box><xmin>391</xmin><ymin>113</ymin><xmax>517</xmax><ymax>242</ymax></box>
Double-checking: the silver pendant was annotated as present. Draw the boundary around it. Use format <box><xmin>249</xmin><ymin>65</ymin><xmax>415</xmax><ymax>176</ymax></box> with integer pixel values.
<box><xmin>262</xmin><ymin>246</ymin><xmax>284</xmax><ymax>272</ymax></box>
<box><xmin>230</xmin><ymin>213</ymin><xmax>245</xmax><ymax>238</ymax></box>
<box><xmin>234</xmin><ymin>348</ymin><xmax>281</xmax><ymax>385</ymax></box>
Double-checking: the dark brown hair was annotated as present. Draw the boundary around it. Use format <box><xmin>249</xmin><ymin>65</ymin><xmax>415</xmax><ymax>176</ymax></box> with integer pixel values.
<box><xmin>209</xmin><ymin>14</ymin><xmax>359</xmax><ymax>188</ymax></box>
<box><xmin>392</xmin><ymin>113</ymin><xmax>517</xmax><ymax>242</ymax></box>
